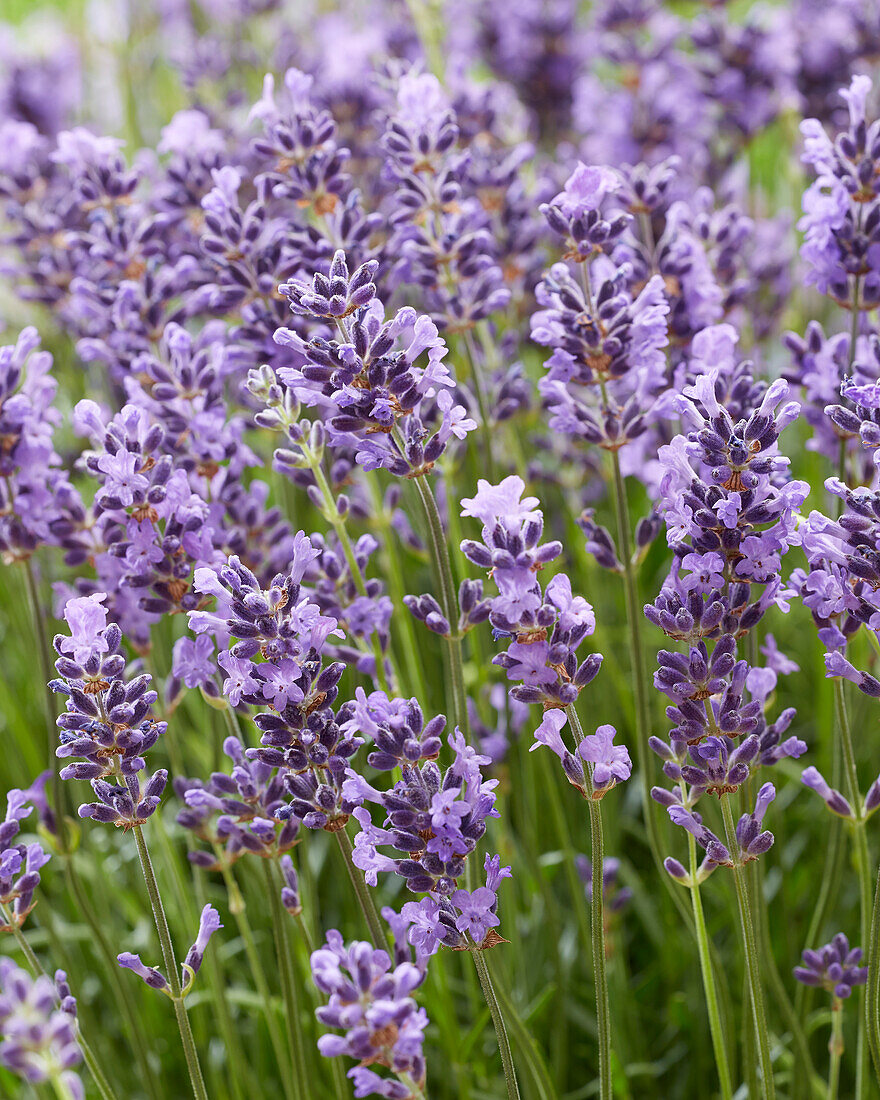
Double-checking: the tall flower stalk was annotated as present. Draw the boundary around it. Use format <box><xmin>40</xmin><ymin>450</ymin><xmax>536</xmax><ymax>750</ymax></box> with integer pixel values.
<box><xmin>132</xmin><ymin>828</ymin><xmax>209</xmax><ymax>1100</ymax></box>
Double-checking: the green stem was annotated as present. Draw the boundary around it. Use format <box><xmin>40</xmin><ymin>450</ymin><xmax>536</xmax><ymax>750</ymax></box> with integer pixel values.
<box><xmin>833</xmin><ymin>680</ymin><xmax>871</xmax><ymax>1097</ymax></box>
<box><xmin>753</xmin><ymin>856</ymin><xmax>819</xmax><ymax>1097</ymax></box>
<box><xmin>687</xmin><ymin>834</ymin><xmax>734</xmax><ymax>1100</ymax></box>
<box><xmin>220</xmin><ymin>698</ymin><xmax>246</xmax><ymax>747</ymax></box>
<box><xmin>489</xmin><ymin>968</ymin><xmax>556</xmax><ymax>1100</ymax></box>
<box><xmin>796</xmin><ymin>703</ymin><xmax>846</xmax><ymax>1025</ymax></box>
<box><xmin>401</xmin><ymin>454</ymin><xmax>468</xmax><ymax>738</ymax></box>
<box><xmin>264</xmin><ymin>860</ymin><xmax>306</xmax><ymax>1100</ymax></box>
<box><xmin>538</xmin><ymin>748</ymin><xmax>594</xmax><ymax>971</ymax></box>
<box><xmin>829</xmin><ymin>1000</ymin><xmax>844</xmax><ymax>1100</ymax></box>
<box><xmin>132</xmin><ymin>826</ymin><xmax>208</xmax><ymax>1100</ymax></box>
<box><xmin>398</xmin><ymin>1071</ymin><xmax>428</xmax><ymax>1100</ymax></box>
<box><xmin>334</xmin><ymin>826</ymin><xmax>386</xmax><ymax>949</ymax></box>
<box><xmin>848</xmin><ymin>275</ymin><xmax>862</xmax><ymax>373</ymax></box>
<box><xmin>51</xmin><ymin>1076</ymin><xmax>77</xmax><ymax>1100</ymax></box>
<box><xmin>306</xmin><ymin>451</ymin><xmax>391</xmax><ymax>694</ymax></box>
<box><xmin>217</xmin><ymin>860</ymin><xmax>295</xmax><ymax>1100</ymax></box>
<box><xmin>364</xmin><ymin>478</ymin><xmax>428</xmax><ymax>701</ymax></box>
<box><xmin>567</xmin><ymin>706</ymin><xmax>612</xmax><ymax>1100</ymax></box>
<box><xmin>462</xmin><ymin>329</ymin><xmax>497</xmax><ymax>484</ymax></box>
<box><xmin>868</xmin><ymin>864</ymin><xmax>880</xmax><ymax>1088</ymax></box>
<box><xmin>609</xmin><ymin>453</ymin><xmax>675</xmax><ymax>891</ymax></box>
<box><xmin>192</xmin><ymin>871</ymin><xmax>247</xmax><ymax>1100</ymax></box>
<box><xmin>63</xmin><ymin>859</ymin><xmax>160</xmax><ymax>1100</ymax></box>
<box><xmin>470</xmin><ymin>947</ymin><xmax>521</xmax><ymax>1100</ymax></box>
<box><xmin>588</xmin><ymin>797</ymin><xmax>612</xmax><ymax>1100</ymax></box>
<box><xmin>720</xmin><ymin>796</ymin><xmax>776</xmax><ymax>1099</ymax></box>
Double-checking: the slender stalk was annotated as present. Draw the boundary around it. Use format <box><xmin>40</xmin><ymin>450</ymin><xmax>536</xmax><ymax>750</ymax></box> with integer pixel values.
<box><xmin>462</xmin><ymin>329</ymin><xmax>497</xmax><ymax>484</ymax></box>
<box><xmin>74</xmin><ymin>1035</ymin><xmax>118</xmax><ymax>1100</ymax></box>
<box><xmin>217</xmin><ymin>860</ymin><xmax>295</xmax><ymax>1100</ymax></box>
<box><xmin>220</xmin><ymin>698</ymin><xmax>246</xmax><ymax>747</ymax></box>
<box><xmin>720</xmin><ymin>796</ymin><xmax>775</xmax><ymax>1099</ymax></box>
<box><xmin>608</xmin><ymin>454</ymin><xmax>677</xmax><ymax>893</ymax></box>
<box><xmin>538</xmin><ymin>748</ymin><xmax>593</xmax><ymax>971</ymax></box>
<box><xmin>829</xmin><ymin>1000</ymin><xmax>844</xmax><ymax>1100</ymax></box>
<box><xmin>867</xmin><ymin>862</ymin><xmax>880</xmax><ymax>1091</ymax></box>
<box><xmin>567</xmin><ymin>706</ymin><xmax>612</xmax><ymax>1100</ymax></box>
<box><xmin>489</xmin><ymin>969</ymin><xmax>556</xmax><ymax>1100</ymax></box>
<box><xmin>22</xmin><ymin>557</ymin><xmax>67</xmax><ymax>850</ymax></box>
<box><xmin>51</xmin><ymin>1076</ymin><xmax>78</xmax><ymax>1100</ymax></box>
<box><xmin>687</xmin><ymin>833</ymin><xmax>734</xmax><ymax>1100</ymax></box>
<box><xmin>363</xmin><ymin>478</ymin><xmax>428</xmax><ymax>701</ymax></box>
<box><xmin>397</xmin><ymin>446</ymin><xmax>468</xmax><ymax>738</ymax></box>
<box><xmin>848</xmin><ymin>274</ymin><xmax>862</xmax><ymax>373</ymax></box>
<box><xmin>398</xmin><ymin>1072</ymin><xmax>428</xmax><ymax>1100</ymax></box>
<box><xmin>587</xmin><ymin>797</ymin><xmax>612</xmax><ymax>1100</ymax></box>
<box><xmin>306</xmin><ymin>450</ymin><xmax>391</xmax><ymax>694</ymax></box>
<box><xmin>334</xmin><ymin>827</ymin><xmax>386</xmax><ymax>949</ymax></box>
<box><xmin>133</xmin><ymin>826</ymin><xmax>208</xmax><ymax>1100</ymax></box>
<box><xmin>797</xmin><ymin>696</ymin><xmax>846</xmax><ymax>1030</ymax></box>
<box><xmin>63</xmin><ymin>859</ymin><xmax>160</xmax><ymax>1100</ymax></box>
<box><xmin>833</xmin><ymin>680</ymin><xmax>871</xmax><ymax>1097</ymax></box>
<box><xmin>470</xmin><ymin>947</ymin><xmax>521</xmax><ymax>1100</ymax></box>
<box><xmin>263</xmin><ymin>860</ymin><xmax>306</xmax><ymax>1100</ymax></box>
<box><xmin>753</xmin><ymin>856</ymin><xmax>818</xmax><ymax>1097</ymax></box>
<box><xmin>413</xmin><ymin>474</ymin><xmax>467</xmax><ymax>735</ymax></box>
<box><xmin>192</xmin><ymin>871</ymin><xmax>248</xmax><ymax>1100</ymax></box>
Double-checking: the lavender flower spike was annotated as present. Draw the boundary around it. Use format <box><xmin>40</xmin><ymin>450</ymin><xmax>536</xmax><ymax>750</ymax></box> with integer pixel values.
<box><xmin>794</xmin><ymin>933</ymin><xmax>867</xmax><ymax>999</ymax></box>
<box><xmin>312</xmin><ymin>929</ymin><xmax>427</xmax><ymax>1099</ymax></box>
<box><xmin>0</xmin><ymin>958</ymin><xmax>83</xmax><ymax>1099</ymax></box>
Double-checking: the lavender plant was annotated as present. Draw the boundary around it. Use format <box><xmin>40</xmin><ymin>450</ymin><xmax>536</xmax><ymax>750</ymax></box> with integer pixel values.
<box><xmin>1</xmin><ymin>3</ymin><xmax>880</xmax><ymax>1099</ymax></box>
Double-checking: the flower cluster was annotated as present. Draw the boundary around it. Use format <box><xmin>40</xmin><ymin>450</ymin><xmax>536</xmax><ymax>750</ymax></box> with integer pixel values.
<box><xmin>646</xmin><ymin>326</ymin><xmax>809</xmax><ymax>877</ymax></box>
<box><xmin>0</xmin><ymin>328</ymin><xmax>72</xmax><ymax>562</ymax></box>
<box><xmin>274</xmin><ymin>250</ymin><xmax>476</xmax><ymax>477</ymax></box>
<box><xmin>460</xmin><ymin>475</ymin><xmax>607</xmax><ymax>785</ymax></box>
<box><xmin>799</xmin><ymin>75</ymin><xmax>880</xmax><ymax>309</ymax></box>
<box><xmin>344</xmin><ymin>730</ymin><xmax>511</xmax><ymax>956</ymax></box>
<box><xmin>312</xmin><ymin>929</ymin><xmax>428</xmax><ymax>1100</ymax></box>
<box><xmin>0</xmin><ymin>960</ymin><xmax>82</xmax><ymax>1099</ymax></box>
<box><xmin>532</xmin><ymin>163</ymin><xmax>671</xmax><ymax>465</ymax></box>
<box><xmin>174</xmin><ymin>737</ymin><xmax>300</xmax><ymax>869</ymax></box>
<box><xmin>0</xmin><ymin>787</ymin><xmax>50</xmax><ymax>931</ymax></box>
<box><xmin>794</xmin><ymin>933</ymin><xmax>868</xmax><ymax>999</ymax></box>
<box><xmin>49</xmin><ymin>594</ymin><xmax>168</xmax><ymax>827</ymax></box>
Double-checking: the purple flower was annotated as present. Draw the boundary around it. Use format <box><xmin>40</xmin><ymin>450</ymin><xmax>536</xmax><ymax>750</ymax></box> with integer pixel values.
<box><xmin>183</xmin><ymin>905</ymin><xmax>223</xmax><ymax>976</ymax></box>
<box><xmin>55</xmin><ymin>593</ymin><xmax>109</xmax><ymax>667</ymax></box>
<box><xmin>550</xmin><ymin>163</ymin><xmax>620</xmax><ymax>219</ymax></box>
<box><xmin>50</xmin><ymin>594</ymin><xmax>168</xmax><ymax>825</ymax></box>
<box><xmin>0</xmin><ymin>958</ymin><xmax>83</xmax><ymax>1098</ymax></box>
<box><xmin>175</xmin><ymin>736</ymin><xmax>299</xmax><ymax>867</ymax></box>
<box><xmin>311</xmin><ymin>930</ymin><xmax>427</xmax><ymax>1095</ymax></box>
<box><xmin>460</xmin><ymin>475</ymin><xmax>540</xmax><ymax>528</ymax></box>
<box><xmin>794</xmin><ymin>933</ymin><xmax>867</xmax><ymax>999</ymax></box>
<box><xmin>450</xmin><ymin>886</ymin><xmax>501</xmax><ymax>944</ymax></box>
<box><xmin>171</xmin><ymin>635</ymin><xmax>216</xmax><ymax>692</ymax></box>
<box><xmin>579</xmin><ymin>725</ymin><xmax>632</xmax><ymax>791</ymax></box>
<box><xmin>801</xmin><ymin>766</ymin><xmax>855</xmax><ymax>818</ymax></box>
<box><xmin>117</xmin><ymin>953</ymin><xmax>168</xmax><ymax>992</ymax></box>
